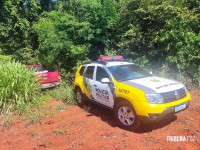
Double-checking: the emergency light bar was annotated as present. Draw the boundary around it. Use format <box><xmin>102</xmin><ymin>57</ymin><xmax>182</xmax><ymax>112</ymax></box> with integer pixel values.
<box><xmin>98</xmin><ymin>55</ymin><xmax>124</xmax><ymax>61</ymax></box>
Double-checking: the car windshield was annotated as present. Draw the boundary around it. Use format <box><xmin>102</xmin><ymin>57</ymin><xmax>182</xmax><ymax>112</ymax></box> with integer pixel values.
<box><xmin>107</xmin><ymin>64</ymin><xmax>152</xmax><ymax>81</ymax></box>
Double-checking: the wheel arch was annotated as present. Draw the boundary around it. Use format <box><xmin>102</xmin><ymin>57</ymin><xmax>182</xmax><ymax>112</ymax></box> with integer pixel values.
<box><xmin>114</xmin><ymin>97</ymin><xmax>137</xmax><ymax>113</ymax></box>
<box><xmin>114</xmin><ymin>97</ymin><xmax>131</xmax><ymax>107</ymax></box>
<box><xmin>75</xmin><ymin>85</ymin><xmax>81</xmax><ymax>92</ymax></box>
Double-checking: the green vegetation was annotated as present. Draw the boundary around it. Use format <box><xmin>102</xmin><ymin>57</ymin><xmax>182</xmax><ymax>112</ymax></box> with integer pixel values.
<box><xmin>55</xmin><ymin>103</ymin><xmax>66</xmax><ymax>112</ymax></box>
<box><xmin>24</xmin><ymin>105</ymin><xmax>56</xmax><ymax>124</ymax></box>
<box><xmin>0</xmin><ymin>55</ymin><xmax>12</xmax><ymax>62</ymax></box>
<box><xmin>44</xmin><ymin>83</ymin><xmax>75</xmax><ymax>104</ymax></box>
<box><xmin>3</xmin><ymin>114</ymin><xmax>15</xmax><ymax>127</ymax></box>
<box><xmin>0</xmin><ymin>61</ymin><xmax>39</xmax><ymax>114</ymax></box>
<box><xmin>25</xmin><ymin>109</ymin><xmax>45</xmax><ymax>124</ymax></box>
<box><xmin>117</xmin><ymin>0</ymin><xmax>200</xmax><ymax>86</ymax></box>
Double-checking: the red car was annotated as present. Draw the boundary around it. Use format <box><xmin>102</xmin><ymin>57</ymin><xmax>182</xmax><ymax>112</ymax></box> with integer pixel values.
<box><xmin>26</xmin><ymin>64</ymin><xmax>61</xmax><ymax>89</ymax></box>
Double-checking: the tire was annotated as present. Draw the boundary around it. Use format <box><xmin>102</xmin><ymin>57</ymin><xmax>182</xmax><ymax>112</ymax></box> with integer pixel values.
<box><xmin>114</xmin><ymin>101</ymin><xmax>141</xmax><ymax>130</ymax></box>
<box><xmin>75</xmin><ymin>88</ymin><xmax>86</xmax><ymax>107</ymax></box>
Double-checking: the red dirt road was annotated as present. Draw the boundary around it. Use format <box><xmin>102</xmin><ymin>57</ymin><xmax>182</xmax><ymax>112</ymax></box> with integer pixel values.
<box><xmin>0</xmin><ymin>89</ymin><xmax>200</xmax><ymax>150</ymax></box>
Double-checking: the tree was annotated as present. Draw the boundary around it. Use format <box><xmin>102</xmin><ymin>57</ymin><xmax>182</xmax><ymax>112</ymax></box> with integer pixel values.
<box><xmin>61</xmin><ymin>0</ymin><xmax>119</xmax><ymax>58</ymax></box>
<box><xmin>117</xmin><ymin>0</ymin><xmax>200</xmax><ymax>85</ymax></box>
<box><xmin>34</xmin><ymin>11</ymin><xmax>91</xmax><ymax>70</ymax></box>
<box><xmin>0</xmin><ymin>0</ymin><xmax>40</xmax><ymax>63</ymax></box>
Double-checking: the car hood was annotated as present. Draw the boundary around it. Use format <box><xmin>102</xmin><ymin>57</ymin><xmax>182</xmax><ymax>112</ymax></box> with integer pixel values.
<box><xmin>122</xmin><ymin>76</ymin><xmax>184</xmax><ymax>93</ymax></box>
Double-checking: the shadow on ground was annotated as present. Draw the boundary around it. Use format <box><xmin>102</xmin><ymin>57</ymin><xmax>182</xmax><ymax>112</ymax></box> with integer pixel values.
<box><xmin>83</xmin><ymin>102</ymin><xmax>117</xmax><ymax>127</ymax></box>
<box><xmin>134</xmin><ymin>115</ymin><xmax>177</xmax><ymax>133</ymax></box>
<box><xmin>82</xmin><ymin>102</ymin><xmax>177</xmax><ymax>133</ymax></box>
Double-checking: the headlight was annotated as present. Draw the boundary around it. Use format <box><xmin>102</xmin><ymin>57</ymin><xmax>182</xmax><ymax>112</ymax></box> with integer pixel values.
<box><xmin>145</xmin><ymin>93</ymin><xmax>164</xmax><ymax>104</ymax></box>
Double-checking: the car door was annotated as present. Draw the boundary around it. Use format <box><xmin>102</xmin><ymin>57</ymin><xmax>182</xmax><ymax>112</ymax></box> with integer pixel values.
<box><xmin>83</xmin><ymin>65</ymin><xmax>95</xmax><ymax>99</ymax></box>
<box><xmin>92</xmin><ymin>66</ymin><xmax>115</xmax><ymax>108</ymax></box>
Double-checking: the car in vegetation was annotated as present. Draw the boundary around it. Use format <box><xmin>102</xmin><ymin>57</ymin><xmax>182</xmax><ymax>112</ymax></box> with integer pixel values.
<box><xmin>74</xmin><ymin>56</ymin><xmax>191</xmax><ymax>130</ymax></box>
<box><xmin>26</xmin><ymin>64</ymin><xmax>61</xmax><ymax>89</ymax></box>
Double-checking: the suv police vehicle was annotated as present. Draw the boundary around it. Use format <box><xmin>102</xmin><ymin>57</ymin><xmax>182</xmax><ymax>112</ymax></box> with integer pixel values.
<box><xmin>74</xmin><ymin>56</ymin><xmax>191</xmax><ymax>130</ymax></box>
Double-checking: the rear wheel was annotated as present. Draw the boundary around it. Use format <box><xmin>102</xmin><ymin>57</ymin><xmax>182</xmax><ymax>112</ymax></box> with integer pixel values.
<box><xmin>114</xmin><ymin>101</ymin><xmax>141</xmax><ymax>130</ymax></box>
<box><xmin>75</xmin><ymin>88</ymin><xmax>86</xmax><ymax>107</ymax></box>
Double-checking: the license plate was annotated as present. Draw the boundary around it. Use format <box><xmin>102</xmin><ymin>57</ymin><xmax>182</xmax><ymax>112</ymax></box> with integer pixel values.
<box><xmin>41</xmin><ymin>82</ymin><xmax>59</xmax><ymax>89</ymax></box>
<box><xmin>175</xmin><ymin>103</ymin><xmax>186</xmax><ymax>112</ymax></box>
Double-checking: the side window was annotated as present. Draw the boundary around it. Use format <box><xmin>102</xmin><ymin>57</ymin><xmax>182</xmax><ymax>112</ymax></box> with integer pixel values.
<box><xmin>79</xmin><ymin>66</ymin><xmax>85</xmax><ymax>76</ymax></box>
<box><xmin>85</xmin><ymin>66</ymin><xmax>95</xmax><ymax>79</ymax></box>
<box><xmin>96</xmin><ymin>67</ymin><xmax>109</xmax><ymax>82</ymax></box>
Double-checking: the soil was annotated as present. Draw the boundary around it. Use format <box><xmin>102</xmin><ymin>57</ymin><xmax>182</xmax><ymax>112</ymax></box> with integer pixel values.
<box><xmin>0</xmin><ymin>89</ymin><xmax>200</xmax><ymax>150</ymax></box>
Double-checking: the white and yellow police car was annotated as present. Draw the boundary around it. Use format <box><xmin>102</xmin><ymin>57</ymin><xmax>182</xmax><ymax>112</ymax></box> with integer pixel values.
<box><xmin>74</xmin><ymin>56</ymin><xmax>191</xmax><ymax>130</ymax></box>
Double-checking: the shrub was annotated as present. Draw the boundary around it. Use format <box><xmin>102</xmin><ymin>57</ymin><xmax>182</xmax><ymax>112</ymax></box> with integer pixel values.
<box><xmin>0</xmin><ymin>61</ymin><xmax>40</xmax><ymax>114</ymax></box>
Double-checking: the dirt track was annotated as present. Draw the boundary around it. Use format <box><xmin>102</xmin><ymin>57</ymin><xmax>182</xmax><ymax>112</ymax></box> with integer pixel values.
<box><xmin>0</xmin><ymin>89</ymin><xmax>200</xmax><ymax>150</ymax></box>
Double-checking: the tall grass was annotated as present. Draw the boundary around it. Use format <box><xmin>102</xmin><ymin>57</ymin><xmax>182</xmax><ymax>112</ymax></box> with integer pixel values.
<box><xmin>0</xmin><ymin>61</ymin><xmax>40</xmax><ymax>114</ymax></box>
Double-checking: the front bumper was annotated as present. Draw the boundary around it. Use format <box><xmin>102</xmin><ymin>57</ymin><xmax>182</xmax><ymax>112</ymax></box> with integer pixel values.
<box><xmin>138</xmin><ymin>101</ymin><xmax>190</xmax><ymax>124</ymax></box>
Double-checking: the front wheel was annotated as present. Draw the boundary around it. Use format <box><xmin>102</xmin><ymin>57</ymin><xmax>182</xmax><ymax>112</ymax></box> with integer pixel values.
<box><xmin>114</xmin><ymin>101</ymin><xmax>141</xmax><ymax>130</ymax></box>
<box><xmin>75</xmin><ymin>88</ymin><xmax>86</xmax><ymax>107</ymax></box>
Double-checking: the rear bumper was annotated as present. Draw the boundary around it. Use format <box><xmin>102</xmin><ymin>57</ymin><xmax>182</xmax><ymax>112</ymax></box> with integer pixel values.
<box><xmin>41</xmin><ymin>82</ymin><xmax>60</xmax><ymax>89</ymax></box>
<box><xmin>138</xmin><ymin>100</ymin><xmax>190</xmax><ymax>124</ymax></box>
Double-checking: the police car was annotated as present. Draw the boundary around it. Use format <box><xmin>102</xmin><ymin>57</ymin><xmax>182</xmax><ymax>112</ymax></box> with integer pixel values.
<box><xmin>74</xmin><ymin>56</ymin><xmax>191</xmax><ymax>130</ymax></box>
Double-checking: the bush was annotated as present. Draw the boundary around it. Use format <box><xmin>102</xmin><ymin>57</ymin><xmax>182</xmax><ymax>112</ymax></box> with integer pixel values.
<box><xmin>0</xmin><ymin>61</ymin><xmax>40</xmax><ymax>114</ymax></box>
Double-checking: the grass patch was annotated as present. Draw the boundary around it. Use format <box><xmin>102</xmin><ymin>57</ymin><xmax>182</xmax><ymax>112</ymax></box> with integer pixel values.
<box><xmin>30</xmin><ymin>130</ymin><xmax>40</xmax><ymax>137</ymax></box>
<box><xmin>55</xmin><ymin>104</ymin><xmax>65</xmax><ymax>112</ymax></box>
<box><xmin>3</xmin><ymin>114</ymin><xmax>15</xmax><ymax>127</ymax></box>
<box><xmin>53</xmin><ymin>128</ymin><xmax>71</xmax><ymax>135</ymax></box>
<box><xmin>53</xmin><ymin>128</ymin><xmax>65</xmax><ymax>135</ymax></box>
<box><xmin>43</xmin><ymin>106</ymin><xmax>56</xmax><ymax>118</ymax></box>
<box><xmin>38</xmin><ymin>94</ymin><xmax>52</xmax><ymax>103</ymax></box>
<box><xmin>24</xmin><ymin>105</ymin><xmax>56</xmax><ymax>124</ymax></box>
<box><xmin>25</xmin><ymin>109</ymin><xmax>45</xmax><ymax>124</ymax></box>
<box><xmin>44</xmin><ymin>83</ymin><xmax>75</xmax><ymax>104</ymax></box>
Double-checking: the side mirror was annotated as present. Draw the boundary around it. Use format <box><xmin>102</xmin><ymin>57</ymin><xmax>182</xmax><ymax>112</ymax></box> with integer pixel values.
<box><xmin>101</xmin><ymin>78</ymin><xmax>110</xmax><ymax>84</ymax></box>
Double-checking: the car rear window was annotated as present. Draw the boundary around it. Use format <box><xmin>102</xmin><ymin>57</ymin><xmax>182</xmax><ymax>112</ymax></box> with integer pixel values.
<box><xmin>85</xmin><ymin>66</ymin><xmax>95</xmax><ymax>79</ymax></box>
